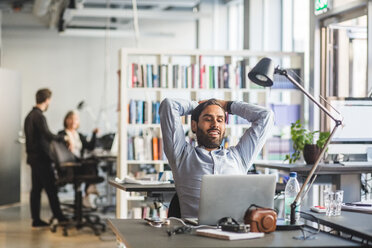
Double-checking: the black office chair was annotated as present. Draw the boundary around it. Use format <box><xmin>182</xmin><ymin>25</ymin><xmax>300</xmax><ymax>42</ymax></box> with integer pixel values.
<box><xmin>168</xmin><ymin>193</ymin><xmax>181</xmax><ymax>218</ymax></box>
<box><xmin>49</xmin><ymin>141</ymin><xmax>106</xmax><ymax>236</ymax></box>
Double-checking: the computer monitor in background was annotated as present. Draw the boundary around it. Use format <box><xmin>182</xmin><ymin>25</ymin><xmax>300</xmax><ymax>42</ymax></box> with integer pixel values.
<box><xmin>97</xmin><ymin>133</ymin><xmax>116</xmax><ymax>150</ymax></box>
<box><xmin>328</xmin><ymin>98</ymin><xmax>372</xmax><ymax>156</ymax></box>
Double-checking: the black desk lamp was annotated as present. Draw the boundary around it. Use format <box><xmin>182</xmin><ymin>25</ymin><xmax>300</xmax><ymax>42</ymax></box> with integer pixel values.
<box><xmin>248</xmin><ymin>57</ymin><xmax>343</xmax><ymax>226</ymax></box>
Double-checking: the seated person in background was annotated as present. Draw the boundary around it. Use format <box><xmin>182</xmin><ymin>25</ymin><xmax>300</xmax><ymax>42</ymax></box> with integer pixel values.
<box><xmin>159</xmin><ymin>98</ymin><xmax>274</xmax><ymax>218</ymax></box>
<box><xmin>59</xmin><ymin>110</ymin><xmax>100</xmax><ymax>208</ymax></box>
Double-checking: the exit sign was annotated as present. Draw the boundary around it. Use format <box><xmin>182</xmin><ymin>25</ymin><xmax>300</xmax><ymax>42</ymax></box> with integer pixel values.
<box><xmin>315</xmin><ymin>0</ymin><xmax>328</xmax><ymax>15</ymax></box>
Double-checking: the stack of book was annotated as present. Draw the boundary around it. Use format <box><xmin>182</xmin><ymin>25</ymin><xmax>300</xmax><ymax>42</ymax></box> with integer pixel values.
<box><xmin>129</xmin><ymin>61</ymin><xmax>284</xmax><ymax>90</ymax></box>
<box><xmin>128</xmin><ymin>100</ymin><xmax>161</xmax><ymax>124</ymax></box>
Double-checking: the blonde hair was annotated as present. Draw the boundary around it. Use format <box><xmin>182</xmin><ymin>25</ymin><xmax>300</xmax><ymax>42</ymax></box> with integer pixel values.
<box><xmin>63</xmin><ymin>110</ymin><xmax>79</xmax><ymax>129</ymax></box>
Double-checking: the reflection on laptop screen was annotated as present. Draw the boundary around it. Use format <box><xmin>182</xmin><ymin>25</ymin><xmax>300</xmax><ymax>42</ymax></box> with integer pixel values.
<box><xmin>110</xmin><ymin>133</ymin><xmax>118</xmax><ymax>155</ymax></box>
<box><xmin>198</xmin><ymin>174</ymin><xmax>276</xmax><ymax>225</ymax></box>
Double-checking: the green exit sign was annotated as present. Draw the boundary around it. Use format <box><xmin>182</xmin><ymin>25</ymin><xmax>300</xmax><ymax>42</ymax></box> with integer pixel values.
<box><xmin>315</xmin><ymin>0</ymin><xmax>328</xmax><ymax>15</ymax></box>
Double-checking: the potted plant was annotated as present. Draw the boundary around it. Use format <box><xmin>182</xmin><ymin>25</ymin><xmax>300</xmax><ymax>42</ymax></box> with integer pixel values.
<box><xmin>285</xmin><ymin>120</ymin><xmax>330</xmax><ymax>164</ymax></box>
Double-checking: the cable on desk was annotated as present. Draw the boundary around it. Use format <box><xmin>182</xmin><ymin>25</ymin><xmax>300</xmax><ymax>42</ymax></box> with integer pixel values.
<box><xmin>294</xmin><ymin>211</ymin><xmax>320</xmax><ymax>240</ymax></box>
<box><xmin>165</xmin><ymin>217</ymin><xmax>217</xmax><ymax>236</ymax></box>
<box><xmin>167</xmin><ymin>217</ymin><xmax>216</xmax><ymax>229</ymax></box>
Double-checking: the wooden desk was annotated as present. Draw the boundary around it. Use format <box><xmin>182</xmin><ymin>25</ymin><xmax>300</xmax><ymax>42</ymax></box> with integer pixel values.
<box><xmin>254</xmin><ymin>162</ymin><xmax>372</xmax><ymax>202</ymax></box>
<box><xmin>302</xmin><ymin>210</ymin><xmax>372</xmax><ymax>242</ymax></box>
<box><xmin>108</xmin><ymin>219</ymin><xmax>360</xmax><ymax>248</ymax></box>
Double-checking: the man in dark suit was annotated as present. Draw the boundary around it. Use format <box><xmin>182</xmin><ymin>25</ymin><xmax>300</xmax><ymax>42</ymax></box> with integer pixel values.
<box><xmin>24</xmin><ymin>88</ymin><xmax>67</xmax><ymax>227</ymax></box>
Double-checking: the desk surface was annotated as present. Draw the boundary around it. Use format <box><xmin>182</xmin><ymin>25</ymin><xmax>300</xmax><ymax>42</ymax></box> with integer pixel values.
<box><xmin>302</xmin><ymin>210</ymin><xmax>372</xmax><ymax>242</ymax></box>
<box><xmin>109</xmin><ymin>179</ymin><xmax>175</xmax><ymax>192</ymax></box>
<box><xmin>254</xmin><ymin>162</ymin><xmax>372</xmax><ymax>175</ymax></box>
<box><xmin>108</xmin><ymin>219</ymin><xmax>360</xmax><ymax>248</ymax></box>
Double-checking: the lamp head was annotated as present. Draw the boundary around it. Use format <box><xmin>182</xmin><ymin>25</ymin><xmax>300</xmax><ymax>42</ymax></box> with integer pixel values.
<box><xmin>77</xmin><ymin>101</ymin><xmax>85</xmax><ymax>110</ymax></box>
<box><xmin>248</xmin><ymin>57</ymin><xmax>275</xmax><ymax>87</ymax></box>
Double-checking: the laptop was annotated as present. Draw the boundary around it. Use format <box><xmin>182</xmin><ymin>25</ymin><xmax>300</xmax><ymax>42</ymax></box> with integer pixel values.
<box><xmin>93</xmin><ymin>133</ymin><xmax>118</xmax><ymax>157</ymax></box>
<box><xmin>194</xmin><ymin>174</ymin><xmax>276</xmax><ymax>226</ymax></box>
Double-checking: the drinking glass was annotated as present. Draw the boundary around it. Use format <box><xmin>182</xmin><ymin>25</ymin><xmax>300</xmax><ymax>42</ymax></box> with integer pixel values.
<box><xmin>323</xmin><ymin>190</ymin><xmax>344</xmax><ymax>216</ymax></box>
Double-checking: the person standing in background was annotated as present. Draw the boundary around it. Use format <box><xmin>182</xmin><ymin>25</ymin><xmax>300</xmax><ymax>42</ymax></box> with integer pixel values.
<box><xmin>24</xmin><ymin>88</ymin><xmax>68</xmax><ymax>227</ymax></box>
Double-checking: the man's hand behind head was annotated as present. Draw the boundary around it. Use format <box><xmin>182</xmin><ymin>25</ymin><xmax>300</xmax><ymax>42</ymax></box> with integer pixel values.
<box><xmin>197</xmin><ymin>99</ymin><xmax>228</xmax><ymax>112</ymax></box>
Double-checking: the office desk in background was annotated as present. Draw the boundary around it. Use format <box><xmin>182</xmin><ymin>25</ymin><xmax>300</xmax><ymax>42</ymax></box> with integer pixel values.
<box><xmin>108</xmin><ymin>219</ymin><xmax>360</xmax><ymax>248</ymax></box>
<box><xmin>254</xmin><ymin>162</ymin><xmax>372</xmax><ymax>203</ymax></box>
<box><xmin>109</xmin><ymin>179</ymin><xmax>175</xmax><ymax>193</ymax></box>
<box><xmin>109</xmin><ymin>179</ymin><xmax>176</xmax><ymax>203</ymax></box>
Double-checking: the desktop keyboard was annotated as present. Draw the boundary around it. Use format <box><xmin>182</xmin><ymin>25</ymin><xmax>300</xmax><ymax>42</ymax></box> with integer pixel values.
<box><xmin>340</xmin><ymin>161</ymin><xmax>372</xmax><ymax>166</ymax></box>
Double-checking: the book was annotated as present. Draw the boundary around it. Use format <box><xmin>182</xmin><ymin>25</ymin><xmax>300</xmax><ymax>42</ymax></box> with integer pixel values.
<box><xmin>134</xmin><ymin>136</ymin><xmax>145</xmax><ymax>160</ymax></box>
<box><xmin>161</xmin><ymin>64</ymin><xmax>167</xmax><ymax>88</ymax></box>
<box><xmin>136</xmin><ymin>100</ymin><xmax>144</xmax><ymax>124</ymax></box>
<box><xmin>143</xmin><ymin>101</ymin><xmax>148</xmax><ymax>124</ymax></box>
<box><xmin>146</xmin><ymin>64</ymin><xmax>153</xmax><ymax>88</ymax></box>
<box><xmin>129</xmin><ymin>100</ymin><xmax>136</xmax><ymax>124</ymax></box>
<box><xmin>167</xmin><ymin>64</ymin><xmax>173</xmax><ymax>89</ymax></box>
<box><xmin>152</xmin><ymin>137</ymin><xmax>159</xmax><ymax>160</ymax></box>
<box><xmin>153</xmin><ymin>65</ymin><xmax>159</xmax><ymax>87</ymax></box>
<box><xmin>132</xmin><ymin>63</ymin><xmax>138</xmax><ymax>87</ymax></box>
<box><xmin>196</xmin><ymin>229</ymin><xmax>264</xmax><ymax>240</ymax></box>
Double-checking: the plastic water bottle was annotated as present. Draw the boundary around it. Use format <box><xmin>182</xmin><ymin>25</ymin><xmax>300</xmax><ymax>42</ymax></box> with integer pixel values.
<box><xmin>284</xmin><ymin>172</ymin><xmax>301</xmax><ymax>222</ymax></box>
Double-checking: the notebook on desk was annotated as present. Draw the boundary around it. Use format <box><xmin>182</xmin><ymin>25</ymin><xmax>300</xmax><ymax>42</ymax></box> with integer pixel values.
<box><xmin>186</xmin><ymin>174</ymin><xmax>276</xmax><ymax>226</ymax></box>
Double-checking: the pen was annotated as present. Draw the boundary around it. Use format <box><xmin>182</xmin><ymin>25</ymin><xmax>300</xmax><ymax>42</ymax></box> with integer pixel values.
<box><xmin>344</xmin><ymin>203</ymin><xmax>372</xmax><ymax>207</ymax></box>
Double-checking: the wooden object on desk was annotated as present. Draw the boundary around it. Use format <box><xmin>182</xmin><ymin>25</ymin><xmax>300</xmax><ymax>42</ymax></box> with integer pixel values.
<box><xmin>108</xmin><ymin>219</ymin><xmax>360</xmax><ymax>248</ymax></box>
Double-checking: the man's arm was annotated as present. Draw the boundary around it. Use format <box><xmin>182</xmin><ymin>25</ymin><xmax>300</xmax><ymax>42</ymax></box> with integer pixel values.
<box><xmin>159</xmin><ymin>98</ymin><xmax>198</xmax><ymax>167</ymax></box>
<box><xmin>38</xmin><ymin>114</ymin><xmax>64</xmax><ymax>142</ymax></box>
<box><xmin>231</xmin><ymin>102</ymin><xmax>274</xmax><ymax>169</ymax></box>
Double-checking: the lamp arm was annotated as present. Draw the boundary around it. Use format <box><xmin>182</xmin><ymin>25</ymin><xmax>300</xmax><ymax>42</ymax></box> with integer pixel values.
<box><xmin>275</xmin><ymin>68</ymin><xmax>344</xmax><ymax>225</ymax></box>
<box><xmin>290</xmin><ymin>123</ymin><xmax>341</xmax><ymax>224</ymax></box>
<box><xmin>275</xmin><ymin>68</ymin><xmax>341</xmax><ymax>124</ymax></box>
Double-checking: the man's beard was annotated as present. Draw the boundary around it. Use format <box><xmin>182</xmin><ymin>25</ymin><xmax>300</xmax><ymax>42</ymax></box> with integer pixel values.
<box><xmin>196</xmin><ymin>127</ymin><xmax>224</xmax><ymax>149</ymax></box>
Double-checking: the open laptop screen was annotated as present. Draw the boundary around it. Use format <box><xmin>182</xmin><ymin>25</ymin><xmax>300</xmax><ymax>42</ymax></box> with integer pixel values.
<box><xmin>198</xmin><ymin>174</ymin><xmax>276</xmax><ymax>225</ymax></box>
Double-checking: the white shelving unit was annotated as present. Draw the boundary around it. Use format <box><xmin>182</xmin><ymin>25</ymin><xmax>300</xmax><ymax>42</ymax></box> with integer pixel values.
<box><xmin>117</xmin><ymin>49</ymin><xmax>305</xmax><ymax>218</ymax></box>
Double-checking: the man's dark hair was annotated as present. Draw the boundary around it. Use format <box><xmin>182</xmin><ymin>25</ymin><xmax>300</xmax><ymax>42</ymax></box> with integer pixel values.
<box><xmin>191</xmin><ymin>99</ymin><xmax>223</xmax><ymax>122</ymax></box>
<box><xmin>36</xmin><ymin>88</ymin><xmax>52</xmax><ymax>104</ymax></box>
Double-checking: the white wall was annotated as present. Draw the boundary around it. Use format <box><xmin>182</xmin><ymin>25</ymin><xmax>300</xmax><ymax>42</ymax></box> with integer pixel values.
<box><xmin>1</xmin><ymin>1</ymin><xmax>227</xmax><ymax>195</ymax></box>
<box><xmin>249</xmin><ymin>0</ymin><xmax>282</xmax><ymax>51</ymax></box>
<box><xmin>2</xmin><ymin>15</ymin><xmax>198</xmax><ymax>134</ymax></box>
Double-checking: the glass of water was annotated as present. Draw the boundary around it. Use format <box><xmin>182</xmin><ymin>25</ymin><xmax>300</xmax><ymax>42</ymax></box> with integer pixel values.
<box><xmin>323</xmin><ymin>190</ymin><xmax>344</xmax><ymax>216</ymax></box>
<box><xmin>334</xmin><ymin>190</ymin><xmax>344</xmax><ymax>216</ymax></box>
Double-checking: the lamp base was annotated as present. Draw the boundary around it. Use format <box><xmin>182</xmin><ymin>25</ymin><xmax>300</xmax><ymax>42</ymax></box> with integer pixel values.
<box><xmin>276</xmin><ymin>219</ymin><xmax>304</xmax><ymax>230</ymax></box>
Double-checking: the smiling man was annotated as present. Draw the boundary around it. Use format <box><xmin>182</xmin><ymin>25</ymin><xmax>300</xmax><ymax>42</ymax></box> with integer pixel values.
<box><xmin>159</xmin><ymin>98</ymin><xmax>274</xmax><ymax>218</ymax></box>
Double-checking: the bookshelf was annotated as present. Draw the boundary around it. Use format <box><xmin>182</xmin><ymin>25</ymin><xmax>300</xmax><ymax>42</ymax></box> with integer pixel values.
<box><xmin>117</xmin><ymin>49</ymin><xmax>305</xmax><ymax>218</ymax></box>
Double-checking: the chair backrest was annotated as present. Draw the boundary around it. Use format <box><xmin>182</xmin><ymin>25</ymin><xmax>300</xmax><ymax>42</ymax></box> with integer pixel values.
<box><xmin>168</xmin><ymin>193</ymin><xmax>181</xmax><ymax>218</ymax></box>
<box><xmin>50</xmin><ymin>141</ymin><xmax>77</xmax><ymax>164</ymax></box>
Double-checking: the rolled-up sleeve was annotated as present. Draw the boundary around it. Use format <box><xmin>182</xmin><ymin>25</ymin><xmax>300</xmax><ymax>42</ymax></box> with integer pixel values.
<box><xmin>159</xmin><ymin>98</ymin><xmax>198</xmax><ymax>168</ymax></box>
<box><xmin>231</xmin><ymin>102</ymin><xmax>274</xmax><ymax>170</ymax></box>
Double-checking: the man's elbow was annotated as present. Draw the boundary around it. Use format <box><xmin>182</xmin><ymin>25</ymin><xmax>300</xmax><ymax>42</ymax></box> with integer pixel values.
<box><xmin>159</xmin><ymin>98</ymin><xmax>172</xmax><ymax>115</ymax></box>
<box><xmin>160</xmin><ymin>98</ymin><xmax>172</xmax><ymax>107</ymax></box>
<box><xmin>267</xmin><ymin>109</ymin><xmax>275</xmax><ymax>126</ymax></box>
<box><xmin>261</xmin><ymin>108</ymin><xmax>274</xmax><ymax>126</ymax></box>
